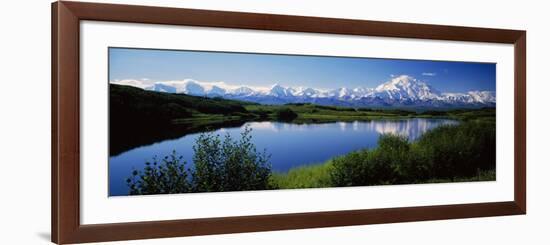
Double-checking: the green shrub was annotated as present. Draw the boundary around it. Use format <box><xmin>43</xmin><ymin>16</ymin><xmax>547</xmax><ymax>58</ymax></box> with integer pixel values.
<box><xmin>127</xmin><ymin>126</ymin><xmax>272</xmax><ymax>195</ymax></box>
<box><xmin>330</xmin><ymin>150</ymin><xmax>370</xmax><ymax>186</ymax></box>
<box><xmin>193</xmin><ymin>126</ymin><xmax>272</xmax><ymax>192</ymax></box>
<box><xmin>416</xmin><ymin>121</ymin><xmax>496</xmax><ymax>180</ymax></box>
<box><xmin>330</xmin><ymin>134</ymin><xmax>409</xmax><ymax>186</ymax></box>
<box><xmin>127</xmin><ymin>150</ymin><xmax>191</xmax><ymax>195</ymax></box>
<box><xmin>253</xmin><ymin>109</ymin><xmax>270</xmax><ymax>119</ymax></box>
<box><xmin>275</xmin><ymin>108</ymin><xmax>298</xmax><ymax>121</ymax></box>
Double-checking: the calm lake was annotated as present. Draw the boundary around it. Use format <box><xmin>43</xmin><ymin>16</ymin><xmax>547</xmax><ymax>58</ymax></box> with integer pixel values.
<box><xmin>109</xmin><ymin>118</ymin><xmax>457</xmax><ymax>196</ymax></box>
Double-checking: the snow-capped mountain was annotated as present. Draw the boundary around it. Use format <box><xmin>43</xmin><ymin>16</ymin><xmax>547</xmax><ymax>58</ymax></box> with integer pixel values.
<box><xmin>147</xmin><ymin>79</ymin><xmax>206</xmax><ymax>95</ymax></box>
<box><xmin>232</xmin><ymin>86</ymin><xmax>255</xmax><ymax>96</ymax></box>
<box><xmin>374</xmin><ymin>75</ymin><xmax>439</xmax><ymax>101</ymax></box>
<box><xmin>268</xmin><ymin>84</ymin><xmax>294</xmax><ymax>97</ymax></box>
<box><xmin>111</xmin><ymin>75</ymin><xmax>495</xmax><ymax>108</ymax></box>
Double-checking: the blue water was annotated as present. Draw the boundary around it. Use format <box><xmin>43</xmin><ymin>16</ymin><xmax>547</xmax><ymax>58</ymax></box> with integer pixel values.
<box><xmin>109</xmin><ymin>118</ymin><xmax>457</xmax><ymax>196</ymax></box>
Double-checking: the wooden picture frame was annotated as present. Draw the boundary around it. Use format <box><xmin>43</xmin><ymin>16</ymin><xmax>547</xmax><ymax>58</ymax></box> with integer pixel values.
<box><xmin>51</xmin><ymin>1</ymin><xmax>526</xmax><ymax>244</ymax></box>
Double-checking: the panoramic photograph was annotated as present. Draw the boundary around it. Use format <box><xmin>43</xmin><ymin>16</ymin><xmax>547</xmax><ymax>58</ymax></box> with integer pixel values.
<box><xmin>108</xmin><ymin>47</ymin><xmax>496</xmax><ymax>196</ymax></box>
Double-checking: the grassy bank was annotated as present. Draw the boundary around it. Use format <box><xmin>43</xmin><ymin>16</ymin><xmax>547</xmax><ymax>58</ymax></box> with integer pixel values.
<box><xmin>246</xmin><ymin>103</ymin><xmax>415</xmax><ymax>123</ymax></box>
<box><xmin>270</xmin><ymin>119</ymin><xmax>496</xmax><ymax>189</ymax></box>
<box><xmin>271</xmin><ymin>162</ymin><xmax>495</xmax><ymax>190</ymax></box>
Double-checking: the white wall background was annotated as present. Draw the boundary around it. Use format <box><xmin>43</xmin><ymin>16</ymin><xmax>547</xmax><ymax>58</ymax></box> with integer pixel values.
<box><xmin>0</xmin><ymin>0</ymin><xmax>547</xmax><ymax>244</ymax></box>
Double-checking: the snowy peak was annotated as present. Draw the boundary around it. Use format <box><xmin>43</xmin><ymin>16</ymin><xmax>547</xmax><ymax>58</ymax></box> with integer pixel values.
<box><xmin>268</xmin><ymin>84</ymin><xmax>294</xmax><ymax>97</ymax></box>
<box><xmin>146</xmin><ymin>79</ymin><xmax>206</xmax><ymax>95</ymax></box>
<box><xmin>207</xmin><ymin>85</ymin><xmax>226</xmax><ymax>96</ymax></box>
<box><xmin>375</xmin><ymin>75</ymin><xmax>439</xmax><ymax>101</ymax></box>
<box><xmin>468</xmin><ymin>91</ymin><xmax>496</xmax><ymax>103</ymax></box>
<box><xmin>177</xmin><ymin>80</ymin><xmax>205</xmax><ymax>95</ymax></box>
<box><xmin>336</xmin><ymin>87</ymin><xmax>352</xmax><ymax>98</ymax></box>
<box><xmin>232</xmin><ymin>86</ymin><xmax>255</xmax><ymax>96</ymax></box>
<box><xmin>297</xmin><ymin>87</ymin><xmax>320</xmax><ymax>97</ymax></box>
<box><xmin>376</xmin><ymin>75</ymin><xmax>416</xmax><ymax>91</ymax></box>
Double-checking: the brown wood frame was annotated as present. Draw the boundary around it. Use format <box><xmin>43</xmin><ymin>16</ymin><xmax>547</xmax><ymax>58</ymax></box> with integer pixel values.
<box><xmin>51</xmin><ymin>1</ymin><xmax>526</xmax><ymax>244</ymax></box>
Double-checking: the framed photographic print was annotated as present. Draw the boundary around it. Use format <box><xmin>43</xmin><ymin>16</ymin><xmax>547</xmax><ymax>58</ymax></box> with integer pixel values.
<box><xmin>52</xmin><ymin>1</ymin><xmax>526</xmax><ymax>244</ymax></box>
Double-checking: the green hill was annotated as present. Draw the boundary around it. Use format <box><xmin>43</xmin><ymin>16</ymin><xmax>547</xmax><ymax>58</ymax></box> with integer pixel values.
<box><xmin>110</xmin><ymin>84</ymin><xmax>254</xmax><ymax>122</ymax></box>
<box><xmin>109</xmin><ymin>84</ymin><xmax>258</xmax><ymax>156</ymax></box>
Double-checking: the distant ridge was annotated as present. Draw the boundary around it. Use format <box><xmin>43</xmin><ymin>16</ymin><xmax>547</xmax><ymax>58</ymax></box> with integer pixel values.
<box><xmin>111</xmin><ymin>75</ymin><xmax>495</xmax><ymax>108</ymax></box>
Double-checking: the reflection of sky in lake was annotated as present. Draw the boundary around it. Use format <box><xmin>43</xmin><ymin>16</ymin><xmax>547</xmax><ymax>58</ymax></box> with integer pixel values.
<box><xmin>109</xmin><ymin>119</ymin><xmax>457</xmax><ymax>196</ymax></box>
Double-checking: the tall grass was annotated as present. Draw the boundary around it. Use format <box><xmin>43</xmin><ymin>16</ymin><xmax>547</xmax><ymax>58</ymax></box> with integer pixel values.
<box><xmin>270</xmin><ymin>162</ymin><xmax>334</xmax><ymax>189</ymax></box>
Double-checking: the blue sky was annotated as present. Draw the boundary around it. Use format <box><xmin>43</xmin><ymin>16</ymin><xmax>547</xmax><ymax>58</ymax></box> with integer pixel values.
<box><xmin>109</xmin><ymin>47</ymin><xmax>496</xmax><ymax>93</ymax></box>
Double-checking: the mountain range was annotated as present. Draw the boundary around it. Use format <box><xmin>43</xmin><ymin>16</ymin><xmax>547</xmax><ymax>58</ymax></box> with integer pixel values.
<box><xmin>111</xmin><ymin>75</ymin><xmax>495</xmax><ymax>108</ymax></box>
